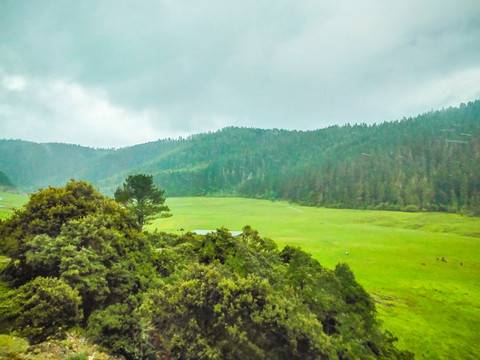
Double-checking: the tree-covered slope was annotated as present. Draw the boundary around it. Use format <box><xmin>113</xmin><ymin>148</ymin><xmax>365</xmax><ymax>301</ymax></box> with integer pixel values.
<box><xmin>133</xmin><ymin>101</ymin><xmax>480</xmax><ymax>214</ymax></box>
<box><xmin>0</xmin><ymin>171</ymin><xmax>15</xmax><ymax>191</ymax></box>
<box><xmin>1</xmin><ymin>100</ymin><xmax>479</xmax><ymax>213</ymax></box>
<box><xmin>0</xmin><ymin>140</ymin><xmax>112</xmax><ymax>191</ymax></box>
<box><xmin>0</xmin><ymin>138</ymin><xmax>187</xmax><ymax>193</ymax></box>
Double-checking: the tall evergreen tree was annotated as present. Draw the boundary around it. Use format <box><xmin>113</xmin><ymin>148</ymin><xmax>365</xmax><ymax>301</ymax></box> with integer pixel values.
<box><xmin>114</xmin><ymin>174</ymin><xmax>170</xmax><ymax>228</ymax></box>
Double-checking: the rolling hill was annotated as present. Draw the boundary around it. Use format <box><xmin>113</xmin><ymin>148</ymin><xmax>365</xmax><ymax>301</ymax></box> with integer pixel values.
<box><xmin>0</xmin><ymin>171</ymin><xmax>15</xmax><ymax>191</ymax></box>
<box><xmin>1</xmin><ymin>100</ymin><xmax>479</xmax><ymax>214</ymax></box>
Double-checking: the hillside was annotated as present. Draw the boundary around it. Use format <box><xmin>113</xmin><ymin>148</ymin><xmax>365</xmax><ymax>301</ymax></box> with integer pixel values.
<box><xmin>0</xmin><ymin>141</ymin><xmax>111</xmax><ymax>191</ymax></box>
<box><xmin>1</xmin><ymin>100</ymin><xmax>479</xmax><ymax>214</ymax></box>
<box><xmin>0</xmin><ymin>171</ymin><xmax>15</xmax><ymax>191</ymax></box>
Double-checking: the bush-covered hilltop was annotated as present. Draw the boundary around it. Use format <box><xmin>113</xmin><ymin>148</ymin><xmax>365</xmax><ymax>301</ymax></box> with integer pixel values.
<box><xmin>0</xmin><ymin>180</ymin><xmax>412</xmax><ymax>359</ymax></box>
<box><xmin>1</xmin><ymin>101</ymin><xmax>479</xmax><ymax>214</ymax></box>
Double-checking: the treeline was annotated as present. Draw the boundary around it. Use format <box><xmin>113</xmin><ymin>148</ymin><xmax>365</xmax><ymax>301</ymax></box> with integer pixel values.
<box><xmin>276</xmin><ymin>104</ymin><xmax>480</xmax><ymax>214</ymax></box>
<box><xmin>1</xmin><ymin>101</ymin><xmax>479</xmax><ymax>214</ymax></box>
<box><xmin>0</xmin><ymin>180</ymin><xmax>412</xmax><ymax>359</ymax></box>
<box><xmin>154</xmin><ymin>101</ymin><xmax>480</xmax><ymax>214</ymax></box>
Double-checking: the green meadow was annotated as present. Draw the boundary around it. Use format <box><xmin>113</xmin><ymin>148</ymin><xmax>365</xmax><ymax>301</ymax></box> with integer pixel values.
<box><xmin>0</xmin><ymin>192</ymin><xmax>26</xmax><ymax>220</ymax></box>
<box><xmin>150</xmin><ymin>197</ymin><xmax>480</xmax><ymax>360</ymax></box>
<box><xmin>1</xmin><ymin>192</ymin><xmax>479</xmax><ymax>359</ymax></box>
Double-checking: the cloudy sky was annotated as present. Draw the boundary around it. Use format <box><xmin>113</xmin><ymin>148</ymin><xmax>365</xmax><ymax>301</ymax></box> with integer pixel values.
<box><xmin>1</xmin><ymin>0</ymin><xmax>480</xmax><ymax>148</ymax></box>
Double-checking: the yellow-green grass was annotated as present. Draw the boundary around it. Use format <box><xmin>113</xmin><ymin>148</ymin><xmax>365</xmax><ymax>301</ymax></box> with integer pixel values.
<box><xmin>0</xmin><ymin>192</ymin><xmax>27</xmax><ymax>220</ymax></box>
<box><xmin>149</xmin><ymin>197</ymin><xmax>480</xmax><ymax>360</ymax></box>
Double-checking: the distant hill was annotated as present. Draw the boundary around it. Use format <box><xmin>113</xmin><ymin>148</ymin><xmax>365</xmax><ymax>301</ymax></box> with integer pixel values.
<box><xmin>0</xmin><ymin>170</ymin><xmax>15</xmax><ymax>191</ymax></box>
<box><xmin>0</xmin><ymin>141</ymin><xmax>111</xmax><ymax>191</ymax></box>
<box><xmin>1</xmin><ymin>100</ymin><xmax>479</xmax><ymax>214</ymax></box>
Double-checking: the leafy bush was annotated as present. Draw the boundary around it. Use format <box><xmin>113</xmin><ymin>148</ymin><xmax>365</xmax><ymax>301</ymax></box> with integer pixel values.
<box><xmin>143</xmin><ymin>263</ymin><xmax>334</xmax><ymax>360</ymax></box>
<box><xmin>403</xmin><ymin>204</ymin><xmax>420</xmax><ymax>212</ymax></box>
<box><xmin>0</xmin><ymin>277</ymin><xmax>82</xmax><ymax>343</ymax></box>
<box><xmin>66</xmin><ymin>353</ymin><xmax>89</xmax><ymax>360</ymax></box>
<box><xmin>140</xmin><ymin>232</ymin><xmax>412</xmax><ymax>360</ymax></box>
<box><xmin>87</xmin><ymin>296</ymin><xmax>152</xmax><ymax>360</ymax></box>
<box><xmin>0</xmin><ymin>180</ymin><xmax>139</xmax><ymax>285</ymax></box>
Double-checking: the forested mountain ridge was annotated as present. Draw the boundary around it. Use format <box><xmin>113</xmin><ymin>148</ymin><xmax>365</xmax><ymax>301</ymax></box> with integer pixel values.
<box><xmin>0</xmin><ymin>171</ymin><xmax>15</xmax><ymax>190</ymax></box>
<box><xmin>1</xmin><ymin>100</ymin><xmax>479</xmax><ymax>214</ymax></box>
<box><xmin>0</xmin><ymin>140</ymin><xmax>110</xmax><ymax>190</ymax></box>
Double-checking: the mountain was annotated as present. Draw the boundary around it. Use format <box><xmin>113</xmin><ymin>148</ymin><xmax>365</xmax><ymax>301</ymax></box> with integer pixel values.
<box><xmin>0</xmin><ymin>140</ymin><xmax>110</xmax><ymax>191</ymax></box>
<box><xmin>0</xmin><ymin>170</ymin><xmax>15</xmax><ymax>191</ymax></box>
<box><xmin>1</xmin><ymin>100</ymin><xmax>479</xmax><ymax>214</ymax></box>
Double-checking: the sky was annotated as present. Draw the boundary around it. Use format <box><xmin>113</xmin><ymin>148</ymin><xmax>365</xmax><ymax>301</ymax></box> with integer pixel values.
<box><xmin>1</xmin><ymin>0</ymin><xmax>480</xmax><ymax>148</ymax></box>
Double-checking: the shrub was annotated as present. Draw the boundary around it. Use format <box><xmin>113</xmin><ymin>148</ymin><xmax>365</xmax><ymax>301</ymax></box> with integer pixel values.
<box><xmin>0</xmin><ymin>180</ymin><xmax>138</xmax><ymax>285</ymax></box>
<box><xmin>0</xmin><ymin>277</ymin><xmax>82</xmax><ymax>344</ymax></box>
<box><xmin>403</xmin><ymin>204</ymin><xmax>419</xmax><ymax>212</ymax></box>
<box><xmin>87</xmin><ymin>296</ymin><xmax>152</xmax><ymax>360</ymax></box>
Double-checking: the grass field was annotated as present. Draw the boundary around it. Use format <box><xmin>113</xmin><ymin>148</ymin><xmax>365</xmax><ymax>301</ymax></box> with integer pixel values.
<box><xmin>149</xmin><ymin>197</ymin><xmax>480</xmax><ymax>360</ymax></box>
<box><xmin>1</xmin><ymin>192</ymin><xmax>479</xmax><ymax>359</ymax></box>
<box><xmin>0</xmin><ymin>192</ymin><xmax>26</xmax><ymax>220</ymax></box>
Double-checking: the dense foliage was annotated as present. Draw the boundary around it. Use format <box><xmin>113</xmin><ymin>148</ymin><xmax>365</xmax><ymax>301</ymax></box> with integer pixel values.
<box><xmin>1</xmin><ymin>101</ymin><xmax>479</xmax><ymax>215</ymax></box>
<box><xmin>0</xmin><ymin>180</ymin><xmax>412</xmax><ymax>359</ymax></box>
<box><xmin>0</xmin><ymin>277</ymin><xmax>83</xmax><ymax>344</ymax></box>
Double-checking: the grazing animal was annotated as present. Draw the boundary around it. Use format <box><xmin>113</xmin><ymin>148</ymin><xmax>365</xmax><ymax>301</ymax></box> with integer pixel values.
<box><xmin>441</xmin><ymin>257</ymin><xmax>447</xmax><ymax>262</ymax></box>
<box><xmin>460</xmin><ymin>262</ymin><xmax>463</xmax><ymax>266</ymax></box>
<box><xmin>345</xmin><ymin>251</ymin><xmax>349</xmax><ymax>255</ymax></box>
<box><xmin>421</xmin><ymin>263</ymin><xmax>426</xmax><ymax>266</ymax></box>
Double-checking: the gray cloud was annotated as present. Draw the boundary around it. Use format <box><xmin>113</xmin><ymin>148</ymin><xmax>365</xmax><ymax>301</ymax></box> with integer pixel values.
<box><xmin>1</xmin><ymin>0</ymin><xmax>479</xmax><ymax>147</ymax></box>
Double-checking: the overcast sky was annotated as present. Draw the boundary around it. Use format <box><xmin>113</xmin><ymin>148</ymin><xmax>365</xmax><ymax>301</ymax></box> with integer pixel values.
<box><xmin>1</xmin><ymin>0</ymin><xmax>480</xmax><ymax>148</ymax></box>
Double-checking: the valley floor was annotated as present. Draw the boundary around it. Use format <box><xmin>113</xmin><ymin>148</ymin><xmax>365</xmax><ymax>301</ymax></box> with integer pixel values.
<box><xmin>150</xmin><ymin>197</ymin><xmax>480</xmax><ymax>360</ymax></box>
<box><xmin>1</xmin><ymin>192</ymin><xmax>479</xmax><ymax>359</ymax></box>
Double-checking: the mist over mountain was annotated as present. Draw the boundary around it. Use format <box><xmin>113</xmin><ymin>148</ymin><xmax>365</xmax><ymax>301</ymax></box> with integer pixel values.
<box><xmin>0</xmin><ymin>171</ymin><xmax>15</xmax><ymax>191</ymax></box>
<box><xmin>1</xmin><ymin>100</ymin><xmax>479</xmax><ymax>214</ymax></box>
